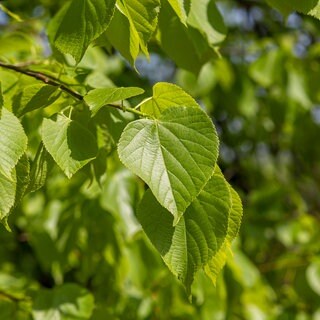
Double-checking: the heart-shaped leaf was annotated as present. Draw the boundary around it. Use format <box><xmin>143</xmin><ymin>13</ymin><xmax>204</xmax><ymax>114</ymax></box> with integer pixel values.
<box><xmin>118</xmin><ymin>106</ymin><xmax>219</xmax><ymax>225</ymax></box>
<box><xmin>42</xmin><ymin>115</ymin><xmax>98</xmax><ymax>178</ymax></box>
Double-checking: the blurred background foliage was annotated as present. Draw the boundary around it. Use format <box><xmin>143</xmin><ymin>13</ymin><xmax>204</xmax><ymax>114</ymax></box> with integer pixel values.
<box><xmin>0</xmin><ymin>0</ymin><xmax>320</xmax><ymax>319</ymax></box>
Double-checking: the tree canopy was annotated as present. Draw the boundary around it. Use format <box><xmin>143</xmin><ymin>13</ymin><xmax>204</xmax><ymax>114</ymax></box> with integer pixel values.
<box><xmin>0</xmin><ymin>0</ymin><xmax>320</xmax><ymax>319</ymax></box>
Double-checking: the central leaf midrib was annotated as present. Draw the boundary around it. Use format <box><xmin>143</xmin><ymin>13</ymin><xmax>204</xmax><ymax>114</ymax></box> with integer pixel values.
<box><xmin>155</xmin><ymin>121</ymin><xmax>177</xmax><ymax>214</ymax></box>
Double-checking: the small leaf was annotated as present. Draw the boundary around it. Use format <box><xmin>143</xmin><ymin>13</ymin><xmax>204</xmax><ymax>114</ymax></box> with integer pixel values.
<box><xmin>140</xmin><ymin>82</ymin><xmax>199</xmax><ymax>117</ymax></box>
<box><xmin>12</xmin><ymin>84</ymin><xmax>60</xmax><ymax>117</ymax></box>
<box><xmin>137</xmin><ymin>170</ymin><xmax>231</xmax><ymax>294</ymax></box>
<box><xmin>104</xmin><ymin>8</ymin><xmax>140</xmax><ymax>66</ymax></box>
<box><xmin>32</xmin><ymin>284</ymin><xmax>95</xmax><ymax>320</ymax></box>
<box><xmin>42</xmin><ymin>114</ymin><xmax>98</xmax><ymax>178</ymax></box>
<box><xmin>0</xmin><ymin>108</ymin><xmax>28</xmax><ymax>179</ymax></box>
<box><xmin>0</xmin><ymin>170</ymin><xmax>16</xmax><ymax>223</ymax></box>
<box><xmin>118</xmin><ymin>106</ymin><xmax>219</xmax><ymax>225</ymax></box>
<box><xmin>27</xmin><ymin>143</ymin><xmax>54</xmax><ymax>193</ymax></box>
<box><xmin>167</xmin><ymin>0</ymin><xmax>188</xmax><ymax>25</ymax></box>
<box><xmin>0</xmin><ymin>82</ymin><xmax>3</xmax><ymax>118</ymax></box>
<box><xmin>117</xmin><ymin>0</ymin><xmax>160</xmax><ymax>56</ymax></box>
<box><xmin>14</xmin><ymin>153</ymin><xmax>30</xmax><ymax>207</ymax></box>
<box><xmin>48</xmin><ymin>0</ymin><xmax>116</xmax><ymax>63</ymax></box>
<box><xmin>187</xmin><ymin>0</ymin><xmax>226</xmax><ymax>46</ymax></box>
<box><xmin>84</xmin><ymin>87</ymin><xmax>144</xmax><ymax>116</ymax></box>
<box><xmin>157</xmin><ymin>0</ymin><xmax>218</xmax><ymax>73</ymax></box>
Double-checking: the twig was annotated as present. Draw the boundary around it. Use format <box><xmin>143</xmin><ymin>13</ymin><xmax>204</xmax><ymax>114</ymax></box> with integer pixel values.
<box><xmin>0</xmin><ymin>61</ymin><xmax>151</xmax><ymax>118</ymax></box>
<box><xmin>0</xmin><ymin>60</ymin><xmax>83</xmax><ymax>101</ymax></box>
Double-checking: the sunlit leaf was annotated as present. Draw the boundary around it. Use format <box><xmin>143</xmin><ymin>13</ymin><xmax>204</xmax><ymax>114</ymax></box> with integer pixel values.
<box><xmin>118</xmin><ymin>106</ymin><xmax>219</xmax><ymax>225</ymax></box>
<box><xmin>0</xmin><ymin>108</ymin><xmax>27</xmax><ymax>179</ymax></box>
<box><xmin>140</xmin><ymin>82</ymin><xmax>199</xmax><ymax>117</ymax></box>
<box><xmin>84</xmin><ymin>86</ymin><xmax>144</xmax><ymax>116</ymax></box>
<box><xmin>42</xmin><ymin>114</ymin><xmax>98</xmax><ymax>178</ymax></box>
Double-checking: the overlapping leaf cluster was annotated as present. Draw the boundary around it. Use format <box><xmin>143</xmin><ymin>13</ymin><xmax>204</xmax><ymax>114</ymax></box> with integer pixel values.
<box><xmin>0</xmin><ymin>0</ymin><xmax>241</xmax><ymax>295</ymax></box>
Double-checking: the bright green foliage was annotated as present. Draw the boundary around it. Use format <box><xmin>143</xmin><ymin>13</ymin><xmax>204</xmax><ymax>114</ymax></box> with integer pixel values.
<box><xmin>167</xmin><ymin>0</ymin><xmax>188</xmax><ymax>24</ymax></box>
<box><xmin>117</xmin><ymin>0</ymin><xmax>160</xmax><ymax>56</ymax></box>
<box><xmin>48</xmin><ymin>0</ymin><xmax>116</xmax><ymax>63</ymax></box>
<box><xmin>137</xmin><ymin>169</ymin><xmax>232</xmax><ymax>294</ymax></box>
<box><xmin>84</xmin><ymin>86</ymin><xmax>144</xmax><ymax>116</ymax></box>
<box><xmin>118</xmin><ymin>107</ymin><xmax>219</xmax><ymax>225</ymax></box>
<box><xmin>140</xmin><ymin>82</ymin><xmax>198</xmax><ymax>117</ymax></box>
<box><xmin>0</xmin><ymin>108</ymin><xmax>27</xmax><ymax>180</ymax></box>
<box><xmin>32</xmin><ymin>284</ymin><xmax>95</xmax><ymax>320</ymax></box>
<box><xmin>187</xmin><ymin>0</ymin><xmax>226</xmax><ymax>46</ymax></box>
<box><xmin>157</xmin><ymin>0</ymin><xmax>225</xmax><ymax>73</ymax></box>
<box><xmin>0</xmin><ymin>0</ymin><xmax>254</xmax><ymax>317</ymax></box>
<box><xmin>41</xmin><ymin>115</ymin><xmax>98</xmax><ymax>178</ymax></box>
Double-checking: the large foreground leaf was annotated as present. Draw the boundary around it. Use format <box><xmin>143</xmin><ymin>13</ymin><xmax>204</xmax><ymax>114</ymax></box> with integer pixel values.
<box><xmin>118</xmin><ymin>107</ymin><xmax>219</xmax><ymax>225</ymax></box>
<box><xmin>48</xmin><ymin>0</ymin><xmax>116</xmax><ymax>63</ymax></box>
<box><xmin>140</xmin><ymin>82</ymin><xmax>199</xmax><ymax>117</ymax></box>
<box><xmin>0</xmin><ymin>108</ymin><xmax>28</xmax><ymax>179</ymax></box>
<box><xmin>137</xmin><ymin>170</ymin><xmax>231</xmax><ymax>294</ymax></box>
<box><xmin>42</xmin><ymin>115</ymin><xmax>98</xmax><ymax>178</ymax></box>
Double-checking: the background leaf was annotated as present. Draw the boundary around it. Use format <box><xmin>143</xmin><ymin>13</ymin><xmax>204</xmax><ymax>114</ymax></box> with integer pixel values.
<box><xmin>32</xmin><ymin>284</ymin><xmax>95</xmax><ymax>320</ymax></box>
<box><xmin>48</xmin><ymin>0</ymin><xmax>116</xmax><ymax>63</ymax></box>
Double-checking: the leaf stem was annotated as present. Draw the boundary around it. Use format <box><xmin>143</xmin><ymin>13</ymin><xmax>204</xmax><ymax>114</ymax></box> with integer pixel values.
<box><xmin>0</xmin><ymin>61</ymin><xmax>151</xmax><ymax>118</ymax></box>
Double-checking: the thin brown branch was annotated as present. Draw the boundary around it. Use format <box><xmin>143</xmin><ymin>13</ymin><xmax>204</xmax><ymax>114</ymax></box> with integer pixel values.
<box><xmin>0</xmin><ymin>61</ymin><xmax>83</xmax><ymax>101</ymax></box>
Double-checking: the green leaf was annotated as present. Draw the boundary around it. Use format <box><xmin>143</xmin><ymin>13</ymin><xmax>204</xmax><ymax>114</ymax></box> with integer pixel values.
<box><xmin>0</xmin><ymin>108</ymin><xmax>28</xmax><ymax>179</ymax></box>
<box><xmin>157</xmin><ymin>0</ymin><xmax>217</xmax><ymax>73</ymax></box>
<box><xmin>118</xmin><ymin>106</ymin><xmax>219</xmax><ymax>225</ymax></box>
<box><xmin>32</xmin><ymin>284</ymin><xmax>95</xmax><ymax>320</ymax></box>
<box><xmin>140</xmin><ymin>82</ymin><xmax>199</xmax><ymax>117</ymax></box>
<box><xmin>0</xmin><ymin>170</ymin><xmax>16</xmax><ymax>223</ymax></box>
<box><xmin>42</xmin><ymin>114</ymin><xmax>98</xmax><ymax>178</ymax></box>
<box><xmin>266</xmin><ymin>0</ymin><xmax>320</xmax><ymax>19</ymax></box>
<box><xmin>104</xmin><ymin>8</ymin><xmax>140</xmax><ymax>66</ymax></box>
<box><xmin>187</xmin><ymin>0</ymin><xmax>226</xmax><ymax>46</ymax></box>
<box><xmin>84</xmin><ymin>87</ymin><xmax>144</xmax><ymax>116</ymax></box>
<box><xmin>13</xmin><ymin>153</ymin><xmax>30</xmax><ymax>207</ymax></box>
<box><xmin>117</xmin><ymin>0</ymin><xmax>160</xmax><ymax>56</ymax></box>
<box><xmin>306</xmin><ymin>259</ymin><xmax>320</xmax><ymax>295</ymax></box>
<box><xmin>12</xmin><ymin>84</ymin><xmax>60</xmax><ymax>117</ymax></box>
<box><xmin>167</xmin><ymin>0</ymin><xmax>188</xmax><ymax>25</ymax></box>
<box><xmin>204</xmin><ymin>185</ymin><xmax>243</xmax><ymax>284</ymax></box>
<box><xmin>27</xmin><ymin>143</ymin><xmax>54</xmax><ymax>193</ymax></box>
<box><xmin>137</xmin><ymin>170</ymin><xmax>232</xmax><ymax>294</ymax></box>
<box><xmin>48</xmin><ymin>0</ymin><xmax>116</xmax><ymax>63</ymax></box>
<box><xmin>0</xmin><ymin>82</ymin><xmax>3</xmax><ymax>118</ymax></box>
<box><xmin>100</xmin><ymin>167</ymin><xmax>141</xmax><ymax>236</ymax></box>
